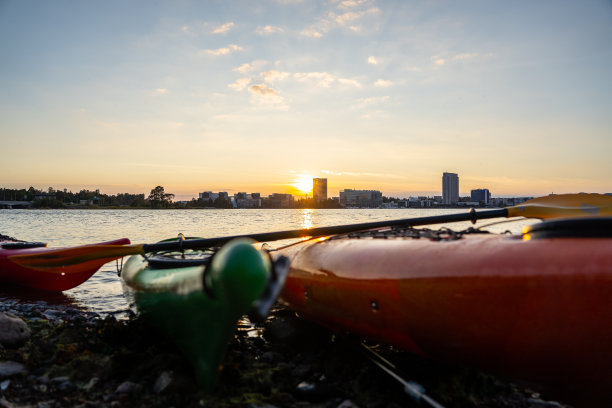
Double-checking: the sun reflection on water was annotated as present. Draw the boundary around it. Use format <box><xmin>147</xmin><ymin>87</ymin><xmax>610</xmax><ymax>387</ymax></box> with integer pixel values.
<box><xmin>299</xmin><ymin>209</ymin><xmax>314</xmax><ymax>230</ymax></box>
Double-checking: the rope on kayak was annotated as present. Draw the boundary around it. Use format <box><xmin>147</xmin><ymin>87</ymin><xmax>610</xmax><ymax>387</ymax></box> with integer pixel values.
<box><xmin>335</xmin><ymin>225</ymin><xmax>491</xmax><ymax>242</ymax></box>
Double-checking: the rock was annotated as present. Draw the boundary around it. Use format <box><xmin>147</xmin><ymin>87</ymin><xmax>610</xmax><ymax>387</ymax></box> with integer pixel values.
<box><xmin>83</xmin><ymin>376</ymin><xmax>100</xmax><ymax>391</ymax></box>
<box><xmin>0</xmin><ymin>380</ymin><xmax>9</xmax><ymax>391</ymax></box>
<box><xmin>153</xmin><ymin>371</ymin><xmax>173</xmax><ymax>394</ymax></box>
<box><xmin>337</xmin><ymin>400</ymin><xmax>360</xmax><ymax>408</ymax></box>
<box><xmin>294</xmin><ymin>380</ymin><xmax>334</xmax><ymax>402</ymax></box>
<box><xmin>0</xmin><ymin>362</ymin><xmax>26</xmax><ymax>379</ymax></box>
<box><xmin>115</xmin><ymin>380</ymin><xmax>142</xmax><ymax>396</ymax></box>
<box><xmin>153</xmin><ymin>370</ymin><xmax>194</xmax><ymax>394</ymax></box>
<box><xmin>291</xmin><ymin>363</ymin><xmax>312</xmax><ymax>378</ymax></box>
<box><xmin>0</xmin><ymin>312</ymin><xmax>31</xmax><ymax>347</ymax></box>
<box><xmin>261</xmin><ymin>351</ymin><xmax>283</xmax><ymax>363</ymax></box>
<box><xmin>526</xmin><ymin>398</ymin><xmax>565</xmax><ymax>408</ymax></box>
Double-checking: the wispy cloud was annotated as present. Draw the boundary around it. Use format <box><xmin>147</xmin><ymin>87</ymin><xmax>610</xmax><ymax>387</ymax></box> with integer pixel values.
<box><xmin>256</xmin><ymin>25</ymin><xmax>284</xmax><ymax>35</ymax></box>
<box><xmin>261</xmin><ymin>70</ymin><xmax>290</xmax><ymax>84</ymax></box>
<box><xmin>294</xmin><ymin>72</ymin><xmax>361</xmax><ymax>88</ymax></box>
<box><xmin>368</xmin><ymin>56</ymin><xmax>378</xmax><ymax>65</ymax></box>
<box><xmin>155</xmin><ymin>88</ymin><xmax>167</xmax><ymax>94</ymax></box>
<box><xmin>338</xmin><ymin>0</ymin><xmax>370</xmax><ymax>9</ymax></box>
<box><xmin>374</xmin><ymin>79</ymin><xmax>392</xmax><ymax>87</ymax></box>
<box><xmin>228</xmin><ymin>78</ymin><xmax>251</xmax><ymax>91</ymax></box>
<box><xmin>249</xmin><ymin>84</ymin><xmax>280</xmax><ymax>97</ymax></box>
<box><xmin>212</xmin><ymin>22</ymin><xmax>235</xmax><ymax>34</ymax></box>
<box><xmin>205</xmin><ymin>44</ymin><xmax>243</xmax><ymax>56</ymax></box>
<box><xmin>300</xmin><ymin>28</ymin><xmax>324</xmax><ymax>38</ymax></box>
<box><xmin>234</xmin><ymin>63</ymin><xmax>254</xmax><ymax>74</ymax></box>
<box><xmin>248</xmin><ymin>84</ymin><xmax>288</xmax><ymax>109</ymax></box>
<box><xmin>353</xmin><ymin>95</ymin><xmax>389</xmax><ymax>109</ymax></box>
<box><xmin>301</xmin><ymin>1</ymin><xmax>379</xmax><ymax>38</ymax></box>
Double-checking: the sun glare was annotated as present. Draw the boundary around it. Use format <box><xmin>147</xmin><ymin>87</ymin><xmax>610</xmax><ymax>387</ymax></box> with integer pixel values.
<box><xmin>293</xmin><ymin>175</ymin><xmax>313</xmax><ymax>194</ymax></box>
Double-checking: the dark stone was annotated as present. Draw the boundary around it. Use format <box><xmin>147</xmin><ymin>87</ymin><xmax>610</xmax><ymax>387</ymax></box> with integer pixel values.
<box><xmin>0</xmin><ymin>361</ymin><xmax>27</xmax><ymax>379</ymax></box>
<box><xmin>0</xmin><ymin>312</ymin><xmax>31</xmax><ymax>347</ymax></box>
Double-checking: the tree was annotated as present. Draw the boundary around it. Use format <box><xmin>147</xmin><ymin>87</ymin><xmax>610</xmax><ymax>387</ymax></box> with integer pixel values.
<box><xmin>148</xmin><ymin>186</ymin><xmax>174</xmax><ymax>208</ymax></box>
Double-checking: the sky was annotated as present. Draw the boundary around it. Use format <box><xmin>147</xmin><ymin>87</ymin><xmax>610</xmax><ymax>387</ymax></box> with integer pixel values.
<box><xmin>1</xmin><ymin>0</ymin><xmax>611</xmax><ymax>200</ymax></box>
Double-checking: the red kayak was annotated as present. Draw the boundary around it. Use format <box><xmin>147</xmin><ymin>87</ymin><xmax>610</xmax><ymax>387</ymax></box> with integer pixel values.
<box><xmin>0</xmin><ymin>238</ymin><xmax>130</xmax><ymax>291</ymax></box>
<box><xmin>276</xmin><ymin>218</ymin><xmax>612</xmax><ymax>394</ymax></box>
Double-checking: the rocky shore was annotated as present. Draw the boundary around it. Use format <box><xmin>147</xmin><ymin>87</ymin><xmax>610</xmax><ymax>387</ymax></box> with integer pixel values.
<box><xmin>0</xmin><ymin>297</ymin><xmax>576</xmax><ymax>408</ymax></box>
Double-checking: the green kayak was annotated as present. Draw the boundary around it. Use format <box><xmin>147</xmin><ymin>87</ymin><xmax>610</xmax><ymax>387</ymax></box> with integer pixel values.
<box><xmin>120</xmin><ymin>237</ymin><xmax>289</xmax><ymax>391</ymax></box>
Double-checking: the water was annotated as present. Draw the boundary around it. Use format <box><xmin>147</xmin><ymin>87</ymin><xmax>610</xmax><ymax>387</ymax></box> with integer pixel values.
<box><xmin>1</xmin><ymin>208</ymin><xmax>537</xmax><ymax>315</ymax></box>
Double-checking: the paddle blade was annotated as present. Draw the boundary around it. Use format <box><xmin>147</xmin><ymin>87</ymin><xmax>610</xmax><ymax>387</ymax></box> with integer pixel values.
<box><xmin>8</xmin><ymin>244</ymin><xmax>145</xmax><ymax>269</ymax></box>
<box><xmin>507</xmin><ymin>193</ymin><xmax>612</xmax><ymax>220</ymax></box>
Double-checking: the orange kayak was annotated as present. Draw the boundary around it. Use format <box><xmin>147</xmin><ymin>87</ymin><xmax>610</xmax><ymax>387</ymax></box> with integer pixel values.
<box><xmin>276</xmin><ymin>218</ymin><xmax>612</xmax><ymax>393</ymax></box>
<box><xmin>0</xmin><ymin>238</ymin><xmax>130</xmax><ymax>291</ymax></box>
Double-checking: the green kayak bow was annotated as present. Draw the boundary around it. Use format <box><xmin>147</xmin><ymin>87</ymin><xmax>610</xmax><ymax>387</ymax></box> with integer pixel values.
<box><xmin>121</xmin><ymin>238</ymin><xmax>289</xmax><ymax>391</ymax></box>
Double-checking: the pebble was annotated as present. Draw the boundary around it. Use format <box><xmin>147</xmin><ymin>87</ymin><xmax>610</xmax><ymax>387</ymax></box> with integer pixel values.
<box><xmin>0</xmin><ymin>312</ymin><xmax>31</xmax><ymax>347</ymax></box>
<box><xmin>115</xmin><ymin>380</ymin><xmax>142</xmax><ymax>396</ymax></box>
<box><xmin>0</xmin><ymin>362</ymin><xmax>27</xmax><ymax>379</ymax></box>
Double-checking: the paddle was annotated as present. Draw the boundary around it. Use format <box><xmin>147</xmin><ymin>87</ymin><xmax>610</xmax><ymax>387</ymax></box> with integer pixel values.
<box><xmin>9</xmin><ymin>193</ymin><xmax>612</xmax><ymax>269</ymax></box>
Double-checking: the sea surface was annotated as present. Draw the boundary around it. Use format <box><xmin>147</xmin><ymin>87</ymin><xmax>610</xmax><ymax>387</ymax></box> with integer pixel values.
<box><xmin>1</xmin><ymin>208</ymin><xmax>537</xmax><ymax>316</ymax></box>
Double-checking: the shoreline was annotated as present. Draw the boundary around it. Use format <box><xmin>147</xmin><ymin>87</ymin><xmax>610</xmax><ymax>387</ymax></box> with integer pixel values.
<box><xmin>0</xmin><ymin>302</ymin><xmax>578</xmax><ymax>408</ymax></box>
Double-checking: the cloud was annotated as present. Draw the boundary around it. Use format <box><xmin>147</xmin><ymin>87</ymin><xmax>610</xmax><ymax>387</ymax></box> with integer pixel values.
<box><xmin>234</xmin><ymin>63</ymin><xmax>254</xmax><ymax>74</ymax></box>
<box><xmin>205</xmin><ymin>44</ymin><xmax>243</xmax><ymax>56</ymax></box>
<box><xmin>338</xmin><ymin>78</ymin><xmax>362</xmax><ymax>88</ymax></box>
<box><xmin>228</xmin><ymin>78</ymin><xmax>251</xmax><ymax>91</ymax></box>
<box><xmin>374</xmin><ymin>79</ymin><xmax>392</xmax><ymax>87</ymax></box>
<box><xmin>331</xmin><ymin>7</ymin><xmax>379</xmax><ymax>26</ymax></box>
<box><xmin>256</xmin><ymin>25</ymin><xmax>284</xmax><ymax>35</ymax></box>
<box><xmin>294</xmin><ymin>72</ymin><xmax>335</xmax><ymax>88</ymax></box>
<box><xmin>156</xmin><ymin>88</ymin><xmax>167</xmax><ymax>94</ymax></box>
<box><xmin>248</xmin><ymin>84</ymin><xmax>288</xmax><ymax>109</ymax></box>
<box><xmin>212</xmin><ymin>22</ymin><xmax>235</xmax><ymax>34</ymax></box>
<box><xmin>432</xmin><ymin>57</ymin><xmax>446</xmax><ymax>66</ymax></box>
<box><xmin>294</xmin><ymin>72</ymin><xmax>360</xmax><ymax>88</ymax></box>
<box><xmin>261</xmin><ymin>70</ymin><xmax>290</xmax><ymax>84</ymax></box>
<box><xmin>249</xmin><ymin>84</ymin><xmax>280</xmax><ymax>97</ymax></box>
<box><xmin>301</xmin><ymin>29</ymin><xmax>323</xmax><ymax>38</ymax></box>
<box><xmin>353</xmin><ymin>95</ymin><xmax>389</xmax><ymax>109</ymax></box>
<box><xmin>368</xmin><ymin>56</ymin><xmax>378</xmax><ymax>65</ymax></box>
<box><xmin>338</xmin><ymin>0</ymin><xmax>369</xmax><ymax>8</ymax></box>
<box><xmin>452</xmin><ymin>52</ymin><xmax>478</xmax><ymax>61</ymax></box>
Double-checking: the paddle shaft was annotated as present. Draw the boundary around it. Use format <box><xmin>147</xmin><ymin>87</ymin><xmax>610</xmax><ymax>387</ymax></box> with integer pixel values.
<box><xmin>141</xmin><ymin>208</ymin><xmax>508</xmax><ymax>252</ymax></box>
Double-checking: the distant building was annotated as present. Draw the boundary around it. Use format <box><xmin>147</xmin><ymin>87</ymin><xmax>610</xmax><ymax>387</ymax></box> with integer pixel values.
<box><xmin>442</xmin><ymin>172</ymin><xmax>459</xmax><ymax>205</ymax></box>
<box><xmin>313</xmin><ymin>178</ymin><xmax>327</xmax><ymax>203</ymax></box>
<box><xmin>265</xmin><ymin>193</ymin><xmax>294</xmax><ymax>209</ymax></box>
<box><xmin>199</xmin><ymin>191</ymin><xmax>219</xmax><ymax>201</ymax></box>
<box><xmin>471</xmin><ymin>189</ymin><xmax>491</xmax><ymax>205</ymax></box>
<box><xmin>233</xmin><ymin>193</ymin><xmax>261</xmax><ymax>208</ymax></box>
<box><xmin>339</xmin><ymin>189</ymin><xmax>383</xmax><ymax>208</ymax></box>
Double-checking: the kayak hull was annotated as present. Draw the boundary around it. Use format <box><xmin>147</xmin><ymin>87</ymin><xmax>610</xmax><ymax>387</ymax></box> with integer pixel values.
<box><xmin>0</xmin><ymin>238</ymin><xmax>131</xmax><ymax>291</ymax></box>
<box><xmin>276</xmin><ymin>231</ymin><xmax>612</xmax><ymax>391</ymax></box>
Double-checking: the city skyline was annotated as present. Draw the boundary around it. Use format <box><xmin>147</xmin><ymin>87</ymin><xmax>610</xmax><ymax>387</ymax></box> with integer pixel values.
<box><xmin>1</xmin><ymin>1</ymin><xmax>610</xmax><ymax>199</ymax></box>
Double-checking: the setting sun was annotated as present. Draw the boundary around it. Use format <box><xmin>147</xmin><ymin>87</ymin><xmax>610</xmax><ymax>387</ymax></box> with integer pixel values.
<box><xmin>292</xmin><ymin>175</ymin><xmax>313</xmax><ymax>195</ymax></box>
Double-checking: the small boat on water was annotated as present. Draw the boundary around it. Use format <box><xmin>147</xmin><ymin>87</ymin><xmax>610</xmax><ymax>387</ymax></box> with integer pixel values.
<box><xmin>0</xmin><ymin>238</ymin><xmax>130</xmax><ymax>291</ymax></box>
<box><xmin>274</xmin><ymin>217</ymin><xmax>612</xmax><ymax>395</ymax></box>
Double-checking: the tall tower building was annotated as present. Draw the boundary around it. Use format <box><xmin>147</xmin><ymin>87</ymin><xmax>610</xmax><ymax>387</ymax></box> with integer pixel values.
<box><xmin>313</xmin><ymin>178</ymin><xmax>327</xmax><ymax>203</ymax></box>
<box><xmin>442</xmin><ymin>172</ymin><xmax>459</xmax><ymax>205</ymax></box>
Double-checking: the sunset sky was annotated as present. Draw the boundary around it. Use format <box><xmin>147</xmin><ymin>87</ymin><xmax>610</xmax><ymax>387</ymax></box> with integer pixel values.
<box><xmin>1</xmin><ymin>0</ymin><xmax>610</xmax><ymax>200</ymax></box>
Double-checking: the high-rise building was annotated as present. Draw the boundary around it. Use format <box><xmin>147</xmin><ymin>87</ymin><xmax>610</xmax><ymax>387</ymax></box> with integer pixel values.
<box><xmin>442</xmin><ymin>172</ymin><xmax>459</xmax><ymax>205</ymax></box>
<box><xmin>313</xmin><ymin>178</ymin><xmax>327</xmax><ymax>203</ymax></box>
